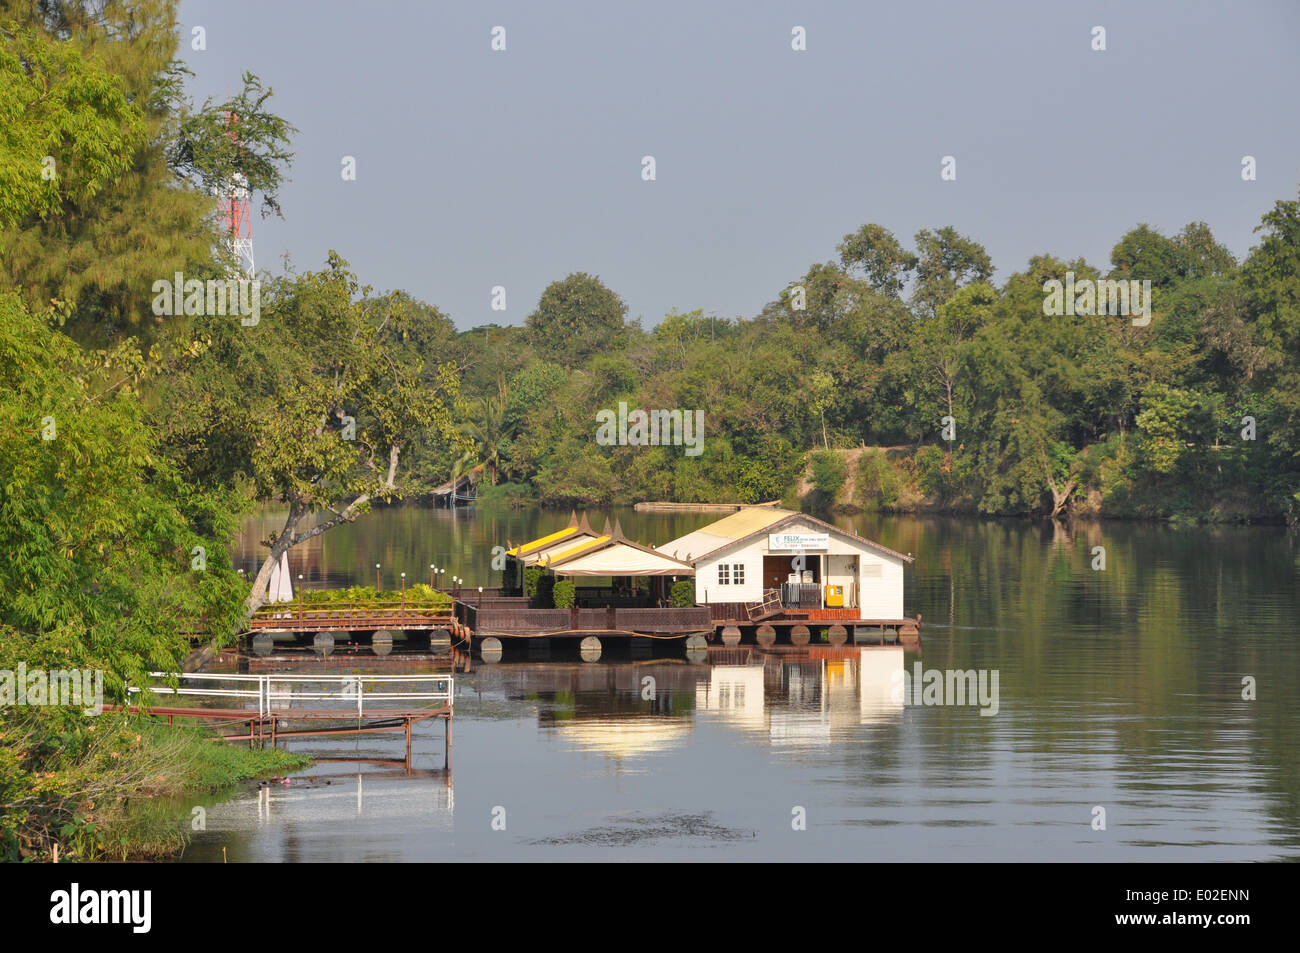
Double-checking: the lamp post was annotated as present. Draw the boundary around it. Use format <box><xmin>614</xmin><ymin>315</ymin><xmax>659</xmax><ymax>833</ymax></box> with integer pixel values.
<box><xmin>478</xmin><ymin>585</ymin><xmax>483</xmax><ymax>608</ymax></box>
<box><xmin>439</xmin><ymin>568</ymin><xmax>446</xmax><ymax>591</ymax></box>
<box><xmin>430</xmin><ymin>564</ymin><xmax>436</xmax><ymax>588</ymax></box>
<box><xmin>375</xmin><ymin>563</ymin><xmax>381</xmax><ymax>592</ymax></box>
<box><xmin>401</xmin><ymin>572</ymin><xmax>406</xmax><ymax>611</ymax></box>
<box><xmin>297</xmin><ymin>573</ymin><xmax>303</xmax><ymax>621</ymax></box>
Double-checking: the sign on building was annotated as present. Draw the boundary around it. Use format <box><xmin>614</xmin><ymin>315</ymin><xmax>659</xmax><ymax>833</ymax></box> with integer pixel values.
<box><xmin>768</xmin><ymin>532</ymin><xmax>829</xmax><ymax>551</ymax></box>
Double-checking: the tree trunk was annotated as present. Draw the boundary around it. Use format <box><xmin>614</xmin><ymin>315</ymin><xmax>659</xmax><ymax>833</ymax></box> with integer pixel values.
<box><xmin>185</xmin><ymin>503</ymin><xmax>304</xmax><ymax>671</ymax></box>
<box><xmin>244</xmin><ymin>503</ymin><xmax>305</xmax><ymax>617</ymax></box>
<box><xmin>184</xmin><ymin>442</ymin><xmax>404</xmax><ymax>671</ymax></box>
<box><xmin>1046</xmin><ymin>473</ymin><xmax>1077</xmax><ymax>519</ymax></box>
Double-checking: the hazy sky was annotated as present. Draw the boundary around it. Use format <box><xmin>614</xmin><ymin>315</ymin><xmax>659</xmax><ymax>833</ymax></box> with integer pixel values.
<box><xmin>178</xmin><ymin>0</ymin><xmax>1300</xmax><ymax>329</ymax></box>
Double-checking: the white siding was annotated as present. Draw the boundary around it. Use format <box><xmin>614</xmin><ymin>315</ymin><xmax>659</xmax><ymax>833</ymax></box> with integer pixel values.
<box><xmin>857</xmin><ymin>552</ymin><xmax>905</xmax><ymax>618</ymax></box>
<box><xmin>695</xmin><ymin>554</ymin><xmax>763</xmax><ymax>604</ymax></box>
<box><xmin>692</xmin><ymin>519</ymin><xmax>908</xmax><ymax>618</ymax></box>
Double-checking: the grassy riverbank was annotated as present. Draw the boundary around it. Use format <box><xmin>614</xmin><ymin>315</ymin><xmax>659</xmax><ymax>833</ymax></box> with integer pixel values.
<box><xmin>0</xmin><ymin>711</ymin><xmax>308</xmax><ymax>862</ymax></box>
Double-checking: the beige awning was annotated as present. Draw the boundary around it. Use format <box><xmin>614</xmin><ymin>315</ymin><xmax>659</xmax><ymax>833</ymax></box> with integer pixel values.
<box><xmin>549</xmin><ymin>539</ymin><xmax>694</xmax><ymax>577</ymax></box>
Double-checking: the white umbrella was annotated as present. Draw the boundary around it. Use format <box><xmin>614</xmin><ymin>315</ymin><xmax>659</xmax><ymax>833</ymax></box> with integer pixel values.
<box><xmin>274</xmin><ymin>550</ymin><xmax>293</xmax><ymax>602</ymax></box>
<box><xmin>267</xmin><ymin>550</ymin><xmax>294</xmax><ymax>618</ymax></box>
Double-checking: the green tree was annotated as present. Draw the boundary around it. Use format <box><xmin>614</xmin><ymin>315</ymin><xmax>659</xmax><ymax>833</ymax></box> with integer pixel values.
<box><xmin>0</xmin><ymin>0</ymin><xmax>293</xmax><ymax>343</ymax></box>
<box><xmin>0</xmin><ymin>23</ymin><xmax>144</xmax><ymax>227</ymax></box>
<box><xmin>0</xmin><ymin>294</ymin><xmax>244</xmax><ymax>695</ymax></box>
<box><xmin>526</xmin><ymin>272</ymin><xmax>628</xmax><ymax>368</ymax></box>
<box><xmin>838</xmin><ymin>223</ymin><xmax>917</xmax><ymax>296</ymax></box>
<box><xmin>158</xmin><ymin>253</ymin><xmax>469</xmax><ymax>629</ymax></box>
<box><xmin>912</xmin><ymin>226</ymin><xmax>993</xmax><ymax>317</ymax></box>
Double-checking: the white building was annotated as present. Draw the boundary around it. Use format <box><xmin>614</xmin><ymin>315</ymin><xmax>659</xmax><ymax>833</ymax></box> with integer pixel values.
<box><xmin>656</xmin><ymin>507</ymin><xmax>913</xmax><ymax>619</ymax></box>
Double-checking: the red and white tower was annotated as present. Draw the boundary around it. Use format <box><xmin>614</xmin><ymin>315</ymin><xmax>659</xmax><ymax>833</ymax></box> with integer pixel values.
<box><xmin>217</xmin><ymin>109</ymin><xmax>254</xmax><ymax>277</ymax></box>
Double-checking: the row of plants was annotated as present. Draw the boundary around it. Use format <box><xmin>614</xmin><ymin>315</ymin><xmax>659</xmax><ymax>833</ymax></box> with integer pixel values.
<box><xmin>260</xmin><ymin>584</ymin><xmax>454</xmax><ymax>609</ymax></box>
<box><xmin>521</xmin><ymin>568</ymin><xmax>696</xmax><ymax>609</ymax></box>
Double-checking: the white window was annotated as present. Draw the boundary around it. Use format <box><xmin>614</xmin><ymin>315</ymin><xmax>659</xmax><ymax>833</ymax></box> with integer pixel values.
<box><xmin>733</xmin><ymin>563</ymin><xmax>745</xmax><ymax>585</ymax></box>
<box><xmin>718</xmin><ymin>564</ymin><xmax>730</xmax><ymax>586</ymax></box>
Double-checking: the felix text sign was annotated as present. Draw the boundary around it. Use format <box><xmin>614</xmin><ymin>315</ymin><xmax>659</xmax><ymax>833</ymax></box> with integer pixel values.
<box><xmin>769</xmin><ymin>532</ymin><xmax>829</xmax><ymax>551</ymax></box>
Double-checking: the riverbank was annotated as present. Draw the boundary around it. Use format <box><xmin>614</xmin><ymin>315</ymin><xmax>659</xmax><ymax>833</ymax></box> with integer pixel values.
<box><xmin>0</xmin><ymin>712</ymin><xmax>308</xmax><ymax>862</ymax></box>
<box><xmin>799</xmin><ymin>445</ymin><xmax>1295</xmax><ymax>525</ymax></box>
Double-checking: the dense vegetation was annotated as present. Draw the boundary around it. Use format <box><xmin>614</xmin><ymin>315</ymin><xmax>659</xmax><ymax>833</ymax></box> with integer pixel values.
<box><xmin>428</xmin><ymin>216</ymin><xmax>1299</xmax><ymax>524</ymax></box>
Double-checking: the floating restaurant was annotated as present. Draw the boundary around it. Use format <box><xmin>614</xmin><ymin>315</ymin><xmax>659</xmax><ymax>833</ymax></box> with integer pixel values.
<box><xmin>454</xmin><ymin>507</ymin><xmax>920</xmax><ymax>660</ymax></box>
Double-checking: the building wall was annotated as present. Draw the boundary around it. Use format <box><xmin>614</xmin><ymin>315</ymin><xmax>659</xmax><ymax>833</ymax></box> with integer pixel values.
<box><xmin>693</xmin><ymin>519</ymin><xmax>906</xmax><ymax>617</ymax></box>
<box><xmin>696</xmin><ymin>553</ymin><xmax>763</xmax><ymax>604</ymax></box>
<box><xmin>857</xmin><ymin>551</ymin><xmax>905</xmax><ymax>618</ymax></box>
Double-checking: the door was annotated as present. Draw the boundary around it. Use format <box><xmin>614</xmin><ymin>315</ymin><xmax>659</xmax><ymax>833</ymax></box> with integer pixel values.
<box><xmin>763</xmin><ymin>555</ymin><xmax>790</xmax><ymax>593</ymax></box>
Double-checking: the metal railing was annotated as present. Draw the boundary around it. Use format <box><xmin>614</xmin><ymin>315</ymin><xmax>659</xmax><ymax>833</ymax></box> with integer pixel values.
<box><xmin>130</xmin><ymin>672</ymin><xmax>454</xmax><ymax>719</ymax></box>
<box><xmin>746</xmin><ymin>588</ymin><xmax>783</xmax><ymax>619</ymax></box>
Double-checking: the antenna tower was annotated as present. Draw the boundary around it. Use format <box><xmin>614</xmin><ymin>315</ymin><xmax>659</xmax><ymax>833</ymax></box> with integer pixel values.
<box><xmin>218</xmin><ymin>109</ymin><xmax>254</xmax><ymax>277</ymax></box>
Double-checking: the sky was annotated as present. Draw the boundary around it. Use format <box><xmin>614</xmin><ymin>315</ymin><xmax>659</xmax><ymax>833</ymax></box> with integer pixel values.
<box><xmin>177</xmin><ymin>0</ymin><xmax>1300</xmax><ymax>330</ymax></box>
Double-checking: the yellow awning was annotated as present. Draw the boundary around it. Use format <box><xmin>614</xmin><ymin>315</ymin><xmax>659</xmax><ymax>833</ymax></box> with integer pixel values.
<box><xmin>507</xmin><ymin>526</ymin><xmax>579</xmax><ymax>557</ymax></box>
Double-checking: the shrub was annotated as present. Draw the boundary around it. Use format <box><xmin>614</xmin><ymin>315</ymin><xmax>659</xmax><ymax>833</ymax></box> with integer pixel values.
<box><xmin>476</xmin><ymin>482</ymin><xmax>535</xmax><ymax>508</ymax></box>
<box><xmin>810</xmin><ymin>450</ymin><xmax>848</xmax><ymax>497</ymax></box>
<box><xmin>552</xmin><ymin>579</ymin><xmax>575</xmax><ymax>608</ymax></box>
<box><xmin>670</xmin><ymin>580</ymin><xmax>695</xmax><ymax>607</ymax></box>
<box><xmin>856</xmin><ymin>448</ymin><xmax>900</xmax><ymax>509</ymax></box>
<box><xmin>295</xmin><ymin>585</ymin><xmax>450</xmax><ymax>607</ymax></box>
<box><xmin>524</xmin><ymin>566</ymin><xmax>543</xmax><ymax>597</ymax></box>
<box><xmin>536</xmin><ymin>573</ymin><xmax>555</xmax><ymax>608</ymax></box>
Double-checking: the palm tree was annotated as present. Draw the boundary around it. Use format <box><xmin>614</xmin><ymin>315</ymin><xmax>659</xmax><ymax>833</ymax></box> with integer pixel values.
<box><xmin>463</xmin><ymin>377</ymin><xmax>511</xmax><ymax>486</ymax></box>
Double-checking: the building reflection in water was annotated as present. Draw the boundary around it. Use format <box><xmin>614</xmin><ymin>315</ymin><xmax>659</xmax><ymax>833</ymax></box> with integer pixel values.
<box><xmin>485</xmin><ymin>650</ymin><xmax>910</xmax><ymax>759</ymax></box>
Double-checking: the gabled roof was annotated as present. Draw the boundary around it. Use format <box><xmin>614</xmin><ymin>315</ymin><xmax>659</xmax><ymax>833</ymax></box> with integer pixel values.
<box><xmin>657</xmin><ymin>509</ymin><xmax>913</xmax><ymax>564</ymax></box>
<box><xmin>656</xmin><ymin>507</ymin><xmax>800</xmax><ymax>562</ymax></box>
<box><xmin>507</xmin><ymin>512</ymin><xmax>600</xmax><ymax>565</ymax></box>
<box><xmin>547</xmin><ymin>535</ymin><xmax>695</xmax><ymax>577</ymax></box>
<box><xmin>504</xmin><ymin>512</ymin><xmax>695</xmax><ymax>575</ymax></box>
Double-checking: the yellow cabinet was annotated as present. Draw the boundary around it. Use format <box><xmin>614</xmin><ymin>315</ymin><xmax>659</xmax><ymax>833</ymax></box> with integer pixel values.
<box><xmin>825</xmin><ymin>584</ymin><xmax>844</xmax><ymax>607</ymax></box>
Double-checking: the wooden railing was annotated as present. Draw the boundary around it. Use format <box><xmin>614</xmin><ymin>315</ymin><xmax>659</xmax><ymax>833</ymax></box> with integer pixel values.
<box><xmin>469</xmin><ymin>605</ymin><xmax>711</xmax><ymax>636</ymax></box>
<box><xmin>706</xmin><ymin>602</ymin><xmax>749</xmax><ymax>622</ymax></box>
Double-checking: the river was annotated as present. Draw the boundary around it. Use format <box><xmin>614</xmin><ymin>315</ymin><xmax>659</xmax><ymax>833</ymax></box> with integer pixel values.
<box><xmin>176</xmin><ymin>504</ymin><xmax>1298</xmax><ymax>861</ymax></box>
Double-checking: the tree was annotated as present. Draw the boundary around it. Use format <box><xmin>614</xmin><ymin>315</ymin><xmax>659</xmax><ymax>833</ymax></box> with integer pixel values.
<box><xmin>164</xmin><ymin>71</ymin><xmax>295</xmax><ymax>219</ymax></box>
<box><xmin>0</xmin><ymin>23</ymin><xmax>144</xmax><ymax>227</ymax></box>
<box><xmin>0</xmin><ymin>0</ymin><xmax>294</xmax><ymax>344</ymax></box>
<box><xmin>911</xmin><ymin>226</ymin><xmax>993</xmax><ymax>317</ymax></box>
<box><xmin>464</xmin><ymin>376</ymin><xmax>511</xmax><ymax>485</ymax></box>
<box><xmin>1109</xmin><ymin>224</ymin><xmax>1185</xmax><ymax>289</ymax></box>
<box><xmin>0</xmin><ymin>294</ymin><xmax>244</xmax><ymax>696</ymax></box>
<box><xmin>525</xmin><ymin>272</ymin><xmax>628</xmax><ymax>368</ymax></box>
<box><xmin>1240</xmin><ymin>193</ymin><xmax>1300</xmax><ymax>519</ymax></box>
<box><xmin>838</xmin><ymin>223</ymin><xmax>917</xmax><ymax>296</ymax></box>
<box><xmin>158</xmin><ymin>253</ymin><xmax>468</xmax><ymax>635</ymax></box>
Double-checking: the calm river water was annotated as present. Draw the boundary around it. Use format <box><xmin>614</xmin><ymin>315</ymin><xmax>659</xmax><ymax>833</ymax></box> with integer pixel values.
<box><xmin>179</xmin><ymin>504</ymin><xmax>1299</xmax><ymax>861</ymax></box>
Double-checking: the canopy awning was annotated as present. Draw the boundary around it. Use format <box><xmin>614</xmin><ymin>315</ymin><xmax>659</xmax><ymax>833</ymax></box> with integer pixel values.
<box><xmin>507</xmin><ymin>512</ymin><xmax>604</xmax><ymax>565</ymax></box>
<box><xmin>548</xmin><ymin>538</ymin><xmax>694</xmax><ymax>577</ymax></box>
<box><xmin>502</xmin><ymin>511</ymin><xmax>693</xmax><ymax>576</ymax></box>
